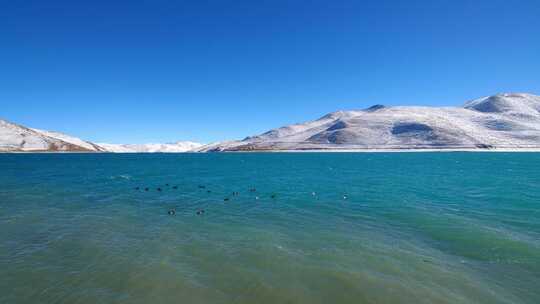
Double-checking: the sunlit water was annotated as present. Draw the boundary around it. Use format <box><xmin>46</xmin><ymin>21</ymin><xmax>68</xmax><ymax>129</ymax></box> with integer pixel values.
<box><xmin>1</xmin><ymin>153</ymin><xmax>539</xmax><ymax>303</ymax></box>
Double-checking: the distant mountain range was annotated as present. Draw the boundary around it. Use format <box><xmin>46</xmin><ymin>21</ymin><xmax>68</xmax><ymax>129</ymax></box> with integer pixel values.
<box><xmin>197</xmin><ymin>93</ymin><xmax>540</xmax><ymax>151</ymax></box>
<box><xmin>0</xmin><ymin>120</ymin><xmax>202</xmax><ymax>152</ymax></box>
<box><xmin>96</xmin><ymin>142</ymin><xmax>203</xmax><ymax>153</ymax></box>
<box><xmin>2</xmin><ymin>93</ymin><xmax>540</xmax><ymax>152</ymax></box>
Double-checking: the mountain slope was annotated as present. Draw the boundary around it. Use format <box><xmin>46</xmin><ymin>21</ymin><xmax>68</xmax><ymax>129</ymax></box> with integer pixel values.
<box><xmin>0</xmin><ymin>119</ymin><xmax>103</xmax><ymax>152</ymax></box>
<box><xmin>31</xmin><ymin>128</ymin><xmax>106</xmax><ymax>151</ymax></box>
<box><xmin>199</xmin><ymin>93</ymin><xmax>540</xmax><ymax>151</ymax></box>
<box><xmin>0</xmin><ymin>119</ymin><xmax>202</xmax><ymax>153</ymax></box>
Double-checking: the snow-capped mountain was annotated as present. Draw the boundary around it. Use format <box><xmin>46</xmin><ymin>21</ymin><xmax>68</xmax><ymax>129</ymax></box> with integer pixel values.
<box><xmin>0</xmin><ymin>119</ymin><xmax>202</xmax><ymax>152</ymax></box>
<box><xmin>0</xmin><ymin>119</ymin><xmax>105</xmax><ymax>152</ymax></box>
<box><xmin>198</xmin><ymin>93</ymin><xmax>540</xmax><ymax>151</ymax></box>
<box><xmin>3</xmin><ymin>93</ymin><xmax>540</xmax><ymax>153</ymax></box>
<box><xmin>96</xmin><ymin>142</ymin><xmax>203</xmax><ymax>153</ymax></box>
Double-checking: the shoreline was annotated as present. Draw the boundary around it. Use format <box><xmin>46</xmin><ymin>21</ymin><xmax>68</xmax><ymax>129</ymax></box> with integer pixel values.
<box><xmin>258</xmin><ymin>148</ymin><xmax>540</xmax><ymax>153</ymax></box>
<box><xmin>216</xmin><ymin>148</ymin><xmax>540</xmax><ymax>153</ymax></box>
<box><xmin>3</xmin><ymin>148</ymin><xmax>540</xmax><ymax>153</ymax></box>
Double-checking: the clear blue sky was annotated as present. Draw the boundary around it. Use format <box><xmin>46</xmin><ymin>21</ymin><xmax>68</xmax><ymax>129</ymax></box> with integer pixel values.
<box><xmin>1</xmin><ymin>0</ymin><xmax>539</xmax><ymax>144</ymax></box>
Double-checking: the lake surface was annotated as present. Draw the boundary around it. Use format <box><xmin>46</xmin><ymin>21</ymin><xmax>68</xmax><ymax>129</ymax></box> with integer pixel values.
<box><xmin>1</xmin><ymin>153</ymin><xmax>539</xmax><ymax>303</ymax></box>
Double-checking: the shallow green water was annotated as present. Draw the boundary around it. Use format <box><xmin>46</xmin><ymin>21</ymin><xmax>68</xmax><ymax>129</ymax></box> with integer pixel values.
<box><xmin>1</xmin><ymin>153</ymin><xmax>539</xmax><ymax>303</ymax></box>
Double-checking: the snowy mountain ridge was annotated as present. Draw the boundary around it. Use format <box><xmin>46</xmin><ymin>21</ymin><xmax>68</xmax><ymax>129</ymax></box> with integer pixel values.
<box><xmin>3</xmin><ymin>93</ymin><xmax>540</xmax><ymax>152</ymax></box>
<box><xmin>198</xmin><ymin>93</ymin><xmax>540</xmax><ymax>151</ymax></box>
<box><xmin>96</xmin><ymin>142</ymin><xmax>203</xmax><ymax>153</ymax></box>
<box><xmin>0</xmin><ymin>119</ymin><xmax>202</xmax><ymax>152</ymax></box>
<box><xmin>0</xmin><ymin>119</ymin><xmax>104</xmax><ymax>152</ymax></box>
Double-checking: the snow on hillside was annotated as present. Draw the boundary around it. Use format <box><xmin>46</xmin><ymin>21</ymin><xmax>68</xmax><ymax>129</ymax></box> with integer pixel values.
<box><xmin>0</xmin><ymin>119</ymin><xmax>201</xmax><ymax>153</ymax></box>
<box><xmin>31</xmin><ymin>128</ymin><xmax>104</xmax><ymax>151</ymax></box>
<box><xmin>92</xmin><ymin>143</ymin><xmax>134</xmax><ymax>153</ymax></box>
<box><xmin>200</xmin><ymin>93</ymin><xmax>540</xmax><ymax>151</ymax></box>
<box><xmin>3</xmin><ymin>93</ymin><xmax>539</xmax><ymax>153</ymax></box>
<box><xmin>0</xmin><ymin>119</ymin><xmax>99</xmax><ymax>152</ymax></box>
<box><xmin>97</xmin><ymin>141</ymin><xmax>203</xmax><ymax>153</ymax></box>
<box><xmin>464</xmin><ymin>93</ymin><xmax>540</xmax><ymax>115</ymax></box>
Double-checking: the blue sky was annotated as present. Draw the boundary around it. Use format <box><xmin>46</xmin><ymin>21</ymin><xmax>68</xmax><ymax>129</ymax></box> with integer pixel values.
<box><xmin>1</xmin><ymin>0</ymin><xmax>539</xmax><ymax>144</ymax></box>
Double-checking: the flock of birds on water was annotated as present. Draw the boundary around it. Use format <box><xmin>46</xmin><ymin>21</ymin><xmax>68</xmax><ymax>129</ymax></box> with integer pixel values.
<box><xmin>132</xmin><ymin>184</ymin><xmax>349</xmax><ymax>216</ymax></box>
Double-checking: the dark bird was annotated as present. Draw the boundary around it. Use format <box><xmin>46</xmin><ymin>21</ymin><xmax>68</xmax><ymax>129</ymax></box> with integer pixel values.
<box><xmin>224</xmin><ymin>198</ymin><xmax>230</xmax><ymax>201</ymax></box>
<box><xmin>172</xmin><ymin>186</ymin><xmax>178</xmax><ymax>189</ymax></box>
<box><xmin>196</xmin><ymin>209</ymin><xmax>205</xmax><ymax>215</ymax></box>
<box><xmin>135</xmin><ymin>187</ymin><xmax>140</xmax><ymax>190</ymax></box>
<box><xmin>198</xmin><ymin>185</ymin><xmax>206</xmax><ymax>189</ymax></box>
<box><xmin>157</xmin><ymin>188</ymin><xmax>162</xmax><ymax>192</ymax></box>
<box><xmin>168</xmin><ymin>209</ymin><xmax>176</xmax><ymax>215</ymax></box>
<box><xmin>144</xmin><ymin>188</ymin><xmax>149</xmax><ymax>191</ymax></box>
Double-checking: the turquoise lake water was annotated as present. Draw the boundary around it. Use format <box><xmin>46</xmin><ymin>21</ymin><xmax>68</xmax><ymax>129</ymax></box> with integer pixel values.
<box><xmin>1</xmin><ymin>153</ymin><xmax>539</xmax><ymax>303</ymax></box>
